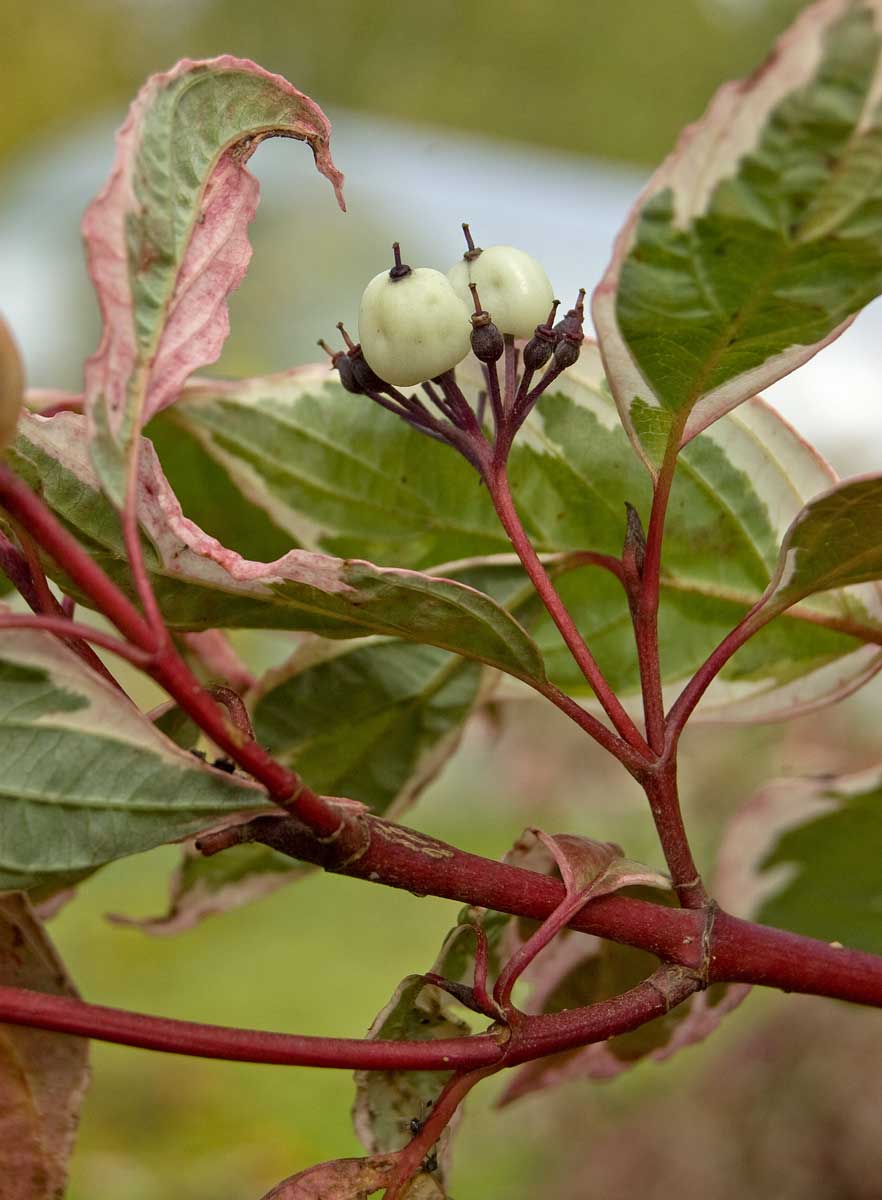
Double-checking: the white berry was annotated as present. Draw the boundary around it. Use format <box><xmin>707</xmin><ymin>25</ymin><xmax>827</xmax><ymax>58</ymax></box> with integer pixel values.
<box><xmin>358</xmin><ymin>266</ymin><xmax>472</xmax><ymax>388</ymax></box>
<box><xmin>448</xmin><ymin>245</ymin><xmax>554</xmax><ymax>339</ymax></box>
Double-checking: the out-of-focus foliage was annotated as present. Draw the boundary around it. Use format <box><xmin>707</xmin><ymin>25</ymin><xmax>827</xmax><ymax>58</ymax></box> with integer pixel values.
<box><xmin>4</xmin><ymin>0</ymin><xmax>806</xmax><ymax>169</ymax></box>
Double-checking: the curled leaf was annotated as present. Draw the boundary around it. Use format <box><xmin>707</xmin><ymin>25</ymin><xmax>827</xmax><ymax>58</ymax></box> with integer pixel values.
<box><xmin>82</xmin><ymin>56</ymin><xmax>345</xmax><ymax>505</ymax></box>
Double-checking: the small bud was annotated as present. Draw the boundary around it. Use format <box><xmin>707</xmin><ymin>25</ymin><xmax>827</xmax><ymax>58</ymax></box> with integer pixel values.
<box><xmin>335</xmin><ymin>322</ymin><xmax>388</xmax><ymax>393</ymax></box>
<box><xmin>522</xmin><ymin>300</ymin><xmax>560</xmax><ymax>371</ymax></box>
<box><xmin>552</xmin><ymin>337</ymin><xmax>581</xmax><ymax>370</ymax></box>
<box><xmin>0</xmin><ymin>316</ymin><xmax>23</xmax><ymax>454</ymax></box>
<box><xmin>623</xmin><ymin>502</ymin><xmax>647</xmax><ymax>580</ymax></box>
<box><xmin>468</xmin><ymin>283</ymin><xmax>504</xmax><ymax>364</ymax></box>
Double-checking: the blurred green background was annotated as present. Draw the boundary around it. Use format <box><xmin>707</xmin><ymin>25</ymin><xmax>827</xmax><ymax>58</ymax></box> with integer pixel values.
<box><xmin>9</xmin><ymin>2</ymin><xmax>882</xmax><ymax>1198</ymax></box>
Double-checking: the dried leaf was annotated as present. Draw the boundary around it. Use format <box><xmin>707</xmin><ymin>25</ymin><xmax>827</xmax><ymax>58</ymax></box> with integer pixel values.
<box><xmin>0</xmin><ymin>894</ymin><xmax>89</xmax><ymax>1198</ymax></box>
<box><xmin>259</xmin><ymin>1153</ymin><xmax>395</xmax><ymax>1198</ymax></box>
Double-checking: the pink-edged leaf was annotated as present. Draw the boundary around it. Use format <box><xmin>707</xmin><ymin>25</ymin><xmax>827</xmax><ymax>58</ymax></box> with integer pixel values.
<box><xmin>715</xmin><ymin>762</ymin><xmax>882</xmax><ymax>954</ymax></box>
<box><xmin>82</xmin><ymin>56</ymin><xmax>344</xmax><ymax>505</ymax></box>
<box><xmin>593</xmin><ymin>0</ymin><xmax>882</xmax><ymax>472</ymax></box>
<box><xmin>0</xmin><ymin>893</ymin><xmax>89</xmax><ymax>1199</ymax></box>
<box><xmin>107</xmin><ymin>839</ymin><xmax>311</xmax><ymax>935</ymax></box>
<box><xmin>495</xmin><ymin>833</ymin><xmax>747</xmax><ymax>1103</ymax></box>
<box><xmin>259</xmin><ymin>1153</ymin><xmax>396</xmax><ymax>1199</ymax></box>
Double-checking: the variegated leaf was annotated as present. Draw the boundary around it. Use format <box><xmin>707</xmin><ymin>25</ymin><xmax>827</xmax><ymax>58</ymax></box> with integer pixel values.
<box><xmin>0</xmin><ymin>619</ymin><xmax>264</xmax><ymax>891</ymax></box>
<box><xmin>594</xmin><ymin>0</ymin><xmax>882</xmax><ymax>470</ymax></box>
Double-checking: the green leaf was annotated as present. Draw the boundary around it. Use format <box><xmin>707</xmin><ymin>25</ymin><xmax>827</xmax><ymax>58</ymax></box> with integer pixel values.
<box><xmin>82</xmin><ymin>57</ymin><xmax>344</xmax><ymax>506</ymax></box>
<box><xmin>249</xmin><ymin>567</ymin><xmax>536</xmax><ymax>819</ymax></box>
<box><xmin>149</xmin><ymin>701</ymin><xmax>202</xmax><ymax>749</ymax></box>
<box><xmin>0</xmin><ymin>620</ymin><xmax>265</xmax><ymax>891</ymax></box>
<box><xmin>766</xmin><ymin>475</ymin><xmax>882</xmax><ymax>610</ymax></box>
<box><xmin>352</xmin><ymin>976</ymin><xmax>470</xmax><ymax>1187</ymax></box>
<box><xmin>152</xmin><ymin>351</ymin><xmax>882</xmax><ymax>721</ymax></box>
<box><xmin>108</xmin><ymin>841</ymin><xmax>309</xmax><ymax>935</ymax></box>
<box><xmin>594</xmin><ymin>0</ymin><xmax>882</xmax><ymax>468</ymax></box>
<box><xmin>511</xmin><ymin>354</ymin><xmax>882</xmax><ymax>721</ymax></box>
<box><xmin>251</xmin><ymin>638</ymin><xmax>485</xmax><ymax>818</ymax></box>
<box><xmin>716</xmin><ymin>765</ymin><xmax>882</xmax><ymax>954</ymax></box>
<box><xmin>0</xmin><ymin>894</ymin><xmax>89</xmax><ymax>1200</ymax></box>
<box><xmin>7</xmin><ymin>413</ymin><xmax>546</xmax><ymax>684</ymax></box>
<box><xmin>149</xmin><ymin>366</ymin><xmax>509</xmax><ymax>570</ymax></box>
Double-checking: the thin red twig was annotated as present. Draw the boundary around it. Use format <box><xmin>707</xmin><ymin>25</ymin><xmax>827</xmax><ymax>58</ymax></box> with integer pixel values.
<box><xmin>486</xmin><ymin>463</ymin><xmax>652</xmax><ymax>760</ymax></box>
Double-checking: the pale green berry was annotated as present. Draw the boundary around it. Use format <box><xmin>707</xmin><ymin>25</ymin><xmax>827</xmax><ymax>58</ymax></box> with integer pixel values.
<box><xmin>358</xmin><ymin>247</ymin><xmax>472</xmax><ymax>388</ymax></box>
<box><xmin>448</xmin><ymin>244</ymin><xmax>554</xmax><ymax>339</ymax></box>
<box><xmin>0</xmin><ymin>316</ymin><xmax>23</xmax><ymax>455</ymax></box>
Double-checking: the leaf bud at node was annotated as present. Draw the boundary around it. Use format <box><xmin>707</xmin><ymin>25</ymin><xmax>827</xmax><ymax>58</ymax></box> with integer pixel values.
<box><xmin>0</xmin><ymin>316</ymin><xmax>24</xmax><ymax>454</ymax></box>
<box><xmin>522</xmin><ymin>300</ymin><xmax>560</xmax><ymax>371</ymax></box>
<box><xmin>358</xmin><ymin>246</ymin><xmax>472</xmax><ymax>387</ymax></box>
<box><xmin>468</xmin><ymin>283</ymin><xmax>504</xmax><ymax>364</ymax></box>
<box><xmin>448</xmin><ymin>237</ymin><xmax>555</xmax><ymax>339</ymax></box>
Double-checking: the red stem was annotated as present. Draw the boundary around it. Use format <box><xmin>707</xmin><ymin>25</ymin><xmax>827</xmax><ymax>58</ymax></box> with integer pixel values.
<box><xmin>486</xmin><ymin>464</ymin><xmax>652</xmax><ymax>759</ymax></box>
<box><xmin>0</xmin><ymin>612</ymin><xmax>151</xmax><ymax>668</ymax></box>
<box><xmin>664</xmin><ymin>598</ymin><xmax>768</xmax><ymax>754</ymax></box>
<box><xmin>0</xmin><ymin>968</ymin><xmax>700</xmax><ymax>1075</ymax></box>
<box><xmin>0</xmin><ymin>462</ymin><xmax>343</xmax><ymax>838</ymax></box>
<box><xmin>0</xmin><ymin>986</ymin><xmax>502</xmax><ymax>1070</ymax></box>
<box><xmin>6</xmin><ymin>908</ymin><xmax>882</xmax><ymax>1072</ymax></box>
<box><xmin>636</xmin><ymin>427</ymin><xmax>681</xmax><ymax>753</ymax></box>
<box><xmin>123</xmin><ymin>455</ymin><xmax>167</xmax><ymax>642</ymax></box>
<box><xmin>643</xmin><ymin>765</ymin><xmax>707</xmax><ymax>909</ymax></box>
<box><xmin>384</xmin><ymin>1066</ymin><xmax>496</xmax><ymax>1198</ymax></box>
<box><xmin>2</xmin><ymin>525</ymin><xmax>126</xmax><ymax>688</ymax></box>
<box><xmin>201</xmin><ymin>812</ymin><xmax>882</xmax><ymax>1007</ymax></box>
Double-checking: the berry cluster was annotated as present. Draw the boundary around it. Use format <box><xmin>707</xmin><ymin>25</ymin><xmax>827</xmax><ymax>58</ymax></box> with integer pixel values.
<box><xmin>319</xmin><ymin>226</ymin><xmax>585</xmax><ymax>472</ymax></box>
